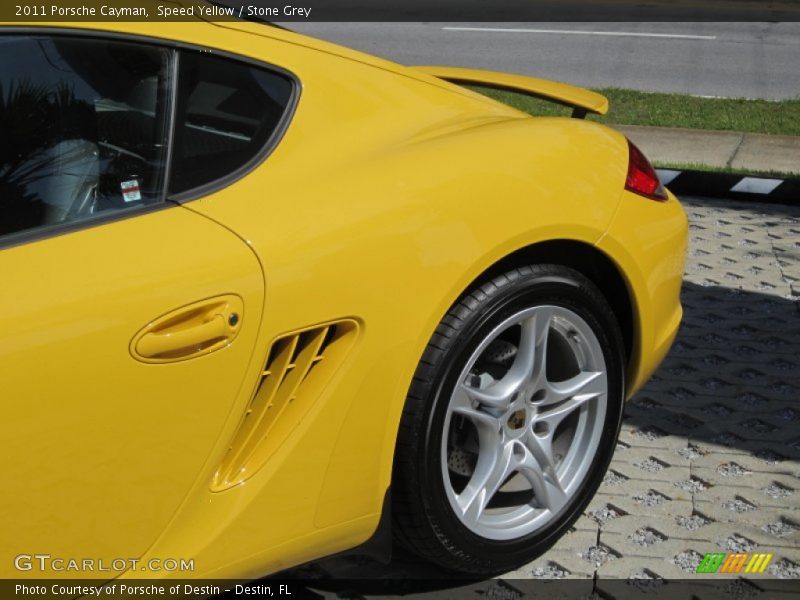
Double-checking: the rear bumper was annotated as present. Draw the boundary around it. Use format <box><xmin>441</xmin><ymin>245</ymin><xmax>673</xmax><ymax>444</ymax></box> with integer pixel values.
<box><xmin>597</xmin><ymin>188</ymin><xmax>688</xmax><ymax>398</ymax></box>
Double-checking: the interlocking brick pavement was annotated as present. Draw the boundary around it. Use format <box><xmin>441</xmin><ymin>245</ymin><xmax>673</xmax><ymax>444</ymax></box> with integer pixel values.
<box><xmin>526</xmin><ymin>197</ymin><xmax>800</xmax><ymax>583</ymax></box>
<box><xmin>286</xmin><ymin>197</ymin><xmax>800</xmax><ymax>595</ymax></box>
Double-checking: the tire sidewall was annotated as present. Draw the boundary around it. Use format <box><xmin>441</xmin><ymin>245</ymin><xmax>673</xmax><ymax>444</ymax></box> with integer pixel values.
<box><xmin>418</xmin><ymin>270</ymin><xmax>625</xmax><ymax>568</ymax></box>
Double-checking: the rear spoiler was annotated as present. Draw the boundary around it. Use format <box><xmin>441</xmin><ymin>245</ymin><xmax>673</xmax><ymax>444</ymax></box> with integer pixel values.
<box><xmin>412</xmin><ymin>66</ymin><xmax>608</xmax><ymax>119</ymax></box>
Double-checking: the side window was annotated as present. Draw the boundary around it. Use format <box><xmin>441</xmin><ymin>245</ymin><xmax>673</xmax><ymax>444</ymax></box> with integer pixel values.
<box><xmin>0</xmin><ymin>36</ymin><xmax>172</xmax><ymax>240</ymax></box>
<box><xmin>169</xmin><ymin>50</ymin><xmax>294</xmax><ymax>196</ymax></box>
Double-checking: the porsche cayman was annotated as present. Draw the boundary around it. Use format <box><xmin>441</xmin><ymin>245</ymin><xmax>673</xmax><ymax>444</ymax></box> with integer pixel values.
<box><xmin>0</xmin><ymin>8</ymin><xmax>687</xmax><ymax>579</ymax></box>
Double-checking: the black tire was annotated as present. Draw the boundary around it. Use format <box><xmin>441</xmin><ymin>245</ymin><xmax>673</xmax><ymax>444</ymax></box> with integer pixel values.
<box><xmin>392</xmin><ymin>264</ymin><xmax>625</xmax><ymax>575</ymax></box>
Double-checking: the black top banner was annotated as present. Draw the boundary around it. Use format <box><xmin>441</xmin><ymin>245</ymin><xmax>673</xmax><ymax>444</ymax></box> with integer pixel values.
<box><xmin>215</xmin><ymin>0</ymin><xmax>800</xmax><ymax>21</ymax></box>
<box><xmin>2</xmin><ymin>0</ymin><xmax>800</xmax><ymax>22</ymax></box>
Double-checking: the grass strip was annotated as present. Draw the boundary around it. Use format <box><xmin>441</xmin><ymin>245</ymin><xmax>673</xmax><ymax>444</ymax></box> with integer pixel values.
<box><xmin>654</xmin><ymin>161</ymin><xmax>798</xmax><ymax>179</ymax></box>
<box><xmin>469</xmin><ymin>86</ymin><xmax>800</xmax><ymax>137</ymax></box>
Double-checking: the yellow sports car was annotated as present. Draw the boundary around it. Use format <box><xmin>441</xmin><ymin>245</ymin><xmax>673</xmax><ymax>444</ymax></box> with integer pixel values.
<box><xmin>1</xmin><ymin>9</ymin><xmax>687</xmax><ymax>581</ymax></box>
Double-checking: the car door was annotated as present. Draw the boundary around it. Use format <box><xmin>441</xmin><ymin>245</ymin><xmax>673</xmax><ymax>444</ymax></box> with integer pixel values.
<box><xmin>0</xmin><ymin>32</ymin><xmax>289</xmax><ymax>576</ymax></box>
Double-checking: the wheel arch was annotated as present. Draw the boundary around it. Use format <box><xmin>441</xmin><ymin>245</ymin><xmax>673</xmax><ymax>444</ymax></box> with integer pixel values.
<box><xmin>390</xmin><ymin>248</ymin><xmax>634</xmax><ymax>573</ymax></box>
<box><xmin>459</xmin><ymin>239</ymin><xmax>638</xmax><ymax>386</ymax></box>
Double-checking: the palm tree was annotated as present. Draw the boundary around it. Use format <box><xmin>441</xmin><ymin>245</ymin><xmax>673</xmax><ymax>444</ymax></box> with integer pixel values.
<box><xmin>0</xmin><ymin>80</ymin><xmax>94</xmax><ymax>235</ymax></box>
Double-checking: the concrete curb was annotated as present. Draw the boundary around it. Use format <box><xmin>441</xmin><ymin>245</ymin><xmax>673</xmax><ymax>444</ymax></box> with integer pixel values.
<box><xmin>616</xmin><ymin>125</ymin><xmax>800</xmax><ymax>178</ymax></box>
<box><xmin>657</xmin><ymin>169</ymin><xmax>800</xmax><ymax>205</ymax></box>
<box><xmin>619</xmin><ymin>124</ymin><xmax>800</xmax><ymax>203</ymax></box>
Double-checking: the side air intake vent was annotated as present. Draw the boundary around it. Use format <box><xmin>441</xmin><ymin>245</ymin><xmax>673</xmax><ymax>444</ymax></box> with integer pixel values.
<box><xmin>212</xmin><ymin>319</ymin><xmax>359</xmax><ymax>491</ymax></box>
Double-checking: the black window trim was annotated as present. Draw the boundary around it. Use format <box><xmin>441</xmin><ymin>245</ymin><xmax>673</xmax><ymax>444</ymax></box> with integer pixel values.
<box><xmin>161</xmin><ymin>48</ymin><xmax>181</xmax><ymax>202</ymax></box>
<box><xmin>0</xmin><ymin>26</ymin><xmax>301</xmax><ymax>250</ymax></box>
<box><xmin>167</xmin><ymin>44</ymin><xmax>299</xmax><ymax>203</ymax></box>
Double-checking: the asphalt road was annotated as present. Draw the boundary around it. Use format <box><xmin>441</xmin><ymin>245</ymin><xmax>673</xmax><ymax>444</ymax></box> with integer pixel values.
<box><xmin>286</xmin><ymin>22</ymin><xmax>800</xmax><ymax>100</ymax></box>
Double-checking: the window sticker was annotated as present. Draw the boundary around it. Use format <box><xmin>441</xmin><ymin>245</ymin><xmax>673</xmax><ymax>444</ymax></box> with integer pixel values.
<box><xmin>120</xmin><ymin>180</ymin><xmax>142</xmax><ymax>203</ymax></box>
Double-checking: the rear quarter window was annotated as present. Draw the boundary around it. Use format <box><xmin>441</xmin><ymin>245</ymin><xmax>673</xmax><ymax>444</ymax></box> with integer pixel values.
<box><xmin>169</xmin><ymin>50</ymin><xmax>295</xmax><ymax>196</ymax></box>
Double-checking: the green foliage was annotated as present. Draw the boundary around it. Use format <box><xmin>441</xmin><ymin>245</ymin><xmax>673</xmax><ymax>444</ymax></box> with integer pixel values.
<box><xmin>469</xmin><ymin>85</ymin><xmax>800</xmax><ymax>136</ymax></box>
<box><xmin>0</xmin><ymin>80</ymin><xmax>92</xmax><ymax>235</ymax></box>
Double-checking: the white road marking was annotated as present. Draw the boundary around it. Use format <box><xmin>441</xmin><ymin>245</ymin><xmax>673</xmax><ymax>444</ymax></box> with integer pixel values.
<box><xmin>730</xmin><ymin>177</ymin><xmax>783</xmax><ymax>194</ymax></box>
<box><xmin>656</xmin><ymin>169</ymin><xmax>682</xmax><ymax>186</ymax></box>
<box><xmin>442</xmin><ymin>27</ymin><xmax>717</xmax><ymax>41</ymax></box>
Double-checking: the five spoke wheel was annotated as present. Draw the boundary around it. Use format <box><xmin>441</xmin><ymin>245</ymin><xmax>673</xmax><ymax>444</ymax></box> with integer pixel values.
<box><xmin>392</xmin><ymin>265</ymin><xmax>624</xmax><ymax>574</ymax></box>
<box><xmin>442</xmin><ymin>305</ymin><xmax>608</xmax><ymax>540</ymax></box>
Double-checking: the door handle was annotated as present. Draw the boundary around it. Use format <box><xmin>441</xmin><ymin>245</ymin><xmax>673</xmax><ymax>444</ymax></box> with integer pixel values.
<box><xmin>136</xmin><ymin>314</ymin><xmax>228</xmax><ymax>359</ymax></box>
<box><xmin>131</xmin><ymin>295</ymin><xmax>243</xmax><ymax>363</ymax></box>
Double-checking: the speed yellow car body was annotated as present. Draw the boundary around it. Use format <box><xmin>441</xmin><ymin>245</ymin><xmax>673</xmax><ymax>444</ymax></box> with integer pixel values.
<box><xmin>1</xmin><ymin>12</ymin><xmax>686</xmax><ymax>580</ymax></box>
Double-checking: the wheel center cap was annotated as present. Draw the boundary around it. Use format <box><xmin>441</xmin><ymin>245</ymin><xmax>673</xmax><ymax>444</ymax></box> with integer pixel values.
<box><xmin>507</xmin><ymin>409</ymin><xmax>526</xmax><ymax>430</ymax></box>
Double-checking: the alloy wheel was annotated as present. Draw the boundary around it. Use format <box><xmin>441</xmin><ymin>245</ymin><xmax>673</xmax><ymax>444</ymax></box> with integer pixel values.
<box><xmin>440</xmin><ymin>305</ymin><xmax>608</xmax><ymax>540</ymax></box>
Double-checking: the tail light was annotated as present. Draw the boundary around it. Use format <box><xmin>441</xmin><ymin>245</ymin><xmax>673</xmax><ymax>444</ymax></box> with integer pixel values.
<box><xmin>625</xmin><ymin>139</ymin><xmax>667</xmax><ymax>201</ymax></box>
